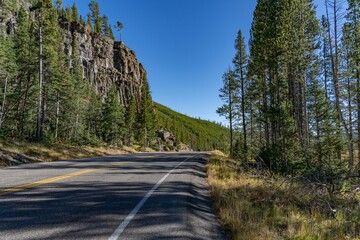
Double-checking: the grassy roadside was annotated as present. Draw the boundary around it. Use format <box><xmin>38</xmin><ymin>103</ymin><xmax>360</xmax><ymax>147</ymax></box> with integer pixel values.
<box><xmin>0</xmin><ymin>140</ymin><xmax>139</xmax><ymax>167</ymax></box>
<box><xmin>207</xmin><ymin>151</ymin><xmax>360</xmax><ymax>240</ymax></box>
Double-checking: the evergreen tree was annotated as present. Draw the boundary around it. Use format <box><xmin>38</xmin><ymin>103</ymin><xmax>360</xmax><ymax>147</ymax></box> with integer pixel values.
<box><xmin>14</xmin><ymin>7</ymin><xmax>38</xmax><ymax>137</ymax></box>
<box><xmin>125</xmin><ymin>96</ymin><xmax>136</xmax><ymax>146</ymax></box>
<box><xmin>233</xmin><ymin>30</ymin><xmax>249</xmax><ymax>159</ymax></box>
<box><xmin>115</xmin><ymin>21</ymin><xmax>124</xmax><ymax>41</ymax></box>
<box><xmin>37</xmin><ymin>0</ymin><xmax>75</xmax><ymax>141</ymax></box>
<box><xmin>89</xmin><ymin>0</ymin><xmax>102</xmax><ymax>34</ymax></box>
<box><xmin>102</xmin><ymin>15</ymin><xmax>114</xmax><ymax>39</ymax></box>
<box><xmin>79</xmin><ymin>15</ymin><xmax>85</xmax><ymax>26</ymax></box>
<box><xmin>341</xmin><ymin>23</ymin><xmax>356</xmax><ymax>170</ymax></box>
<box><xmin>86</xmin><ymin>13</ymin><xmax>92</xmax><ymax>31</ymax></box>
<box><xmin>321</xmin><ymin>15</ymin><xmax>332</xmax><ymax>99</ymax></box>
<box><xmin>71</xmin><ymin>3</ymin><xmax>79</xmax><ymax>22</ymax></box>
<box><xmin>138</xmin><ymin>77</ymin><xmax>156</xmax><ymax>149</ymax></box>
<box><xmin>102</xmin><ymin>86</ymin><xmax>125</xmax><ymax>145</ymax></box>
<box><xmin>217</xmin><ymin>69</ymin><xmax>238</xmax><ymax>157</ymax></box>
<box><xmin>69</xmin><ymin>29</ymin><xmax>88</xmax><ymax>142</ymax></box>
<box><xmin>345</xmin><ymin>0</ymin><xmax>360</xmax><ymax>173</ymax></box>
<box><xmin>84</xmin><ymin>86</ymin><xmax>102</xmax><ymax>145</ymax></box>
<box><xmin>307</xmin><ymin>54</ymin><xmax>344</xmax><ymax>182</ymax></box>
<box><xmin>65</xmin><ymin>6</ymin><xmax>73</xmax><ymax>22</ymax></box>
<box><xmin>0</xmin><ymin>34</ymin><xmax>18</xmax><ymax>133</ymax></box>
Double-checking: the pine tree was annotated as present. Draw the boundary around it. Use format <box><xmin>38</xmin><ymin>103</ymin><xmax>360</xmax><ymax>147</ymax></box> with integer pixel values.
<box><xmin>233</xmin><ymin>30</ymin><xmax>248</xmax><ymax>159</ymax></box>
<box><xmin>345</xmin><ymin>0</ymin><xmax>360</xmax><ymax>173</ymax></box>
<box><xmin>33</xmin><ymin>0</ymin><xmax>75</xmax><ymax>141</ymax></box>
<box><xmin>102</xmin><ymin>86</ymin><xmax>125</xmax><ymax>145</ymax></box>
<box><xmin>102</xmin><ymin>15</ymin><xmax>114</xmax><ymax>39</ymax></box>
<box><xmin>30</xmin><ymin>0</ymin><xmax>52</xmax><ymax>141</ymax></box>
<box><xmin>248</xmin><ymin>0</ymin><xmax>270</xmax><ymax>148</ymax></box>
<box><xmin>86</xmin><ymin>13</ymin><xmax>92</xmax><ymax>31</ymax></box>
<box><xmin>125</xmin><ymin>96</ymin><xmax>136</xmax><ymax>146</ymax></box>
<box><xmin>84</xmin><ymin>86</ymin><xmax>102</xmax><ymax>144</ymax></box>
<box><xmin>14</xmin><ymin>7</ymin><xmax>38</xmax><ymax>137</ymax></box>
<box><xmin>138</xmin><ymin>77</ymin><xmax>156</xmax><ymax>149</ymax></box>
<box><xmin>68</xmin><ymin>29</ymin><xmax>88</xmax><ymax>143</ymax></box>
<box><xmin>89</xmin><ymin>0</ymin><xmax>102</xmax><ymax>34</ymax></box>
<box><xmin>321</xmin><ymin>15</ymin><xmax>332</xmax><ymax>99</ymax></box>
<box><xmin>65</xmin><ymin>6</ymin><xmax>73</xmax><ymax>22</ymax></box>
<box><xmin>79</xmin><ymin>15</ymin><xmax>85</xmax><ymax>26</ymax></box>
<box><xmin>217</xmin><ymin>69</ymin><xmax>238</xmax><ymax>157</ymax></box>
<box><xmin>325</xmin><ymin>0</ymin><xmax>347</xmax><ymax>159</ymax></box>
<box><xmin>71</xmin><ymin>3</ymin><xmax>79</xmax><ymax>22</ymax></box>
<box><xmin>307</xmin><ymin>58</ymin><xmax>343</xmax><ymax>181</ymax></box>
<box><xmin>115</xmin><ymin>21</ymin><xmax>124</xmax><ymax>41</ymax></box>
<box><xmin>0</xmin><ymin>34</ymin><xmax>18</xmax><ymax>133</ymax></box>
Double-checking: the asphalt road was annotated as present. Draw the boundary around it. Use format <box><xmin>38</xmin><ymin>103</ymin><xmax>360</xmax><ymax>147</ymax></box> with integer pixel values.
<box><xmin>0</xmin><ymin>152</ymin><xmax>225</xmax><ymax>240</ymax></box>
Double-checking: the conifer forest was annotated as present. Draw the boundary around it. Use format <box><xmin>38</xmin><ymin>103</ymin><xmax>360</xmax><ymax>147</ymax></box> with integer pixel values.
<box><xmin>0</xmin><ymin>0</ymin><xmax>228</xmax><ymax>151</ymax></box>
<box><xmin>219</xmin><ymin>0</ymin><xmax>360</xmax><ymax>178</ymax></box>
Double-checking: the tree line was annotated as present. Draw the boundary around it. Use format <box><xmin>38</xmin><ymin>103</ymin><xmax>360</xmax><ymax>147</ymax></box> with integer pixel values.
<box><xmin>0</xmin><ymin>0</ymin><xmax>156</xmax><ymax>148</ymax></box>
<box><xmin>218</xmin><ymin>0</ymin><xmax>360</xmax><ymax>184</ymax></box>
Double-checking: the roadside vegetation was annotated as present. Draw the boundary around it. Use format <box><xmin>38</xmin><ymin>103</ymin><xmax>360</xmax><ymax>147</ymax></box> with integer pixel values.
<box><xmin>0</xmin><ymin>140</ymin><xmax>139</xmax><ymax>166</ymax></box>
<box><xmin>208</xmin><ymin>151</ymin><xmax>360</xmax><ymax>240</ymax></box>
<box><xmin>214</xmin><ymin>0</ymin><xmax>360</xmax><ymax>239</ymax></box>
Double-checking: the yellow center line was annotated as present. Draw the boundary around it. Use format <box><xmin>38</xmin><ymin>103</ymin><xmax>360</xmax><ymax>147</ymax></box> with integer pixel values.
<box><xmin>0</xmin><ymin>162</ymin><xmax>128</xmax><ymax>196</ymax></box>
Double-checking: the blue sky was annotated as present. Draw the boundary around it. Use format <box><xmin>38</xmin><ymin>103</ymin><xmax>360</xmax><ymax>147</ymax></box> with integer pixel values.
<box><xmin>61</xmin><ymin>0</ymin><xmax>332</xmax><ymax>124</ymax></box>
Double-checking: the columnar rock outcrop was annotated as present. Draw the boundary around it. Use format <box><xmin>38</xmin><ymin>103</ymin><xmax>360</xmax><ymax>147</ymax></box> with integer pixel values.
<box><xmin>1</xmin><ymin>2</ymin><xmax>147</xmax><ymax>108</ymax></box>
<box><xmin>62</xmin><ymin>22</ymin><xmax>146</xmax><ymax>108</ymax></box>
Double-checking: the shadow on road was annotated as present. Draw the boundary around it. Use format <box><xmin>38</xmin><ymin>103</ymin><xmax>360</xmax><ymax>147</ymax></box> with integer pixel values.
<box><xmin>0</xmin><ymin>153</ymin><xmax>224</xmax><ymax>240</ymax></box>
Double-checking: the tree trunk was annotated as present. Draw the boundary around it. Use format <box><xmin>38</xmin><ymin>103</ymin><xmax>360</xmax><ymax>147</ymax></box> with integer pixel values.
<box><xmin>75</xmin><ymin>113</ymin><xmax>79</xmax><ymax>140</ymax></box>
<box><xmin>250</xmin><ymin>98</ymin><xmax>254</xmax><ymax>160</ymax></box>
<box><xmin>55</xmin><ymin>92</ymin><xmax>60</xmax><ymax>140</ymax></box>
<box><xmin>0</xmin><ymin>76</ymin><xmax>8</xmax><ymax>130</ymax></box>
<box><xmin>347</xmin><ymin>73</ymin><xmax>354</xmax><ymax>171</ymax></box>
<box><xmin>326</xmin><ymin>0</ymin><xmax>347</xmax><ymax>159</ymax></box>
<box><xmin>357</xmin><ymin>66</ymin><xmax>360</xmax><ymax>173</ymax></box>
<box><xmin>229</xmin><ymin>79</ymin><xmax>234</xmax><ymax>157</ymax></box>
<box><xmin>240</xmin><ymin>66</ymin><xmax>247</xmax><ymax>156</ymax></box>
<box><xmin>36</xmin><ymin>9</ymin><xmax>43</xmax><ymax>141</ymax></box>
<box><xmin>262</xmin><ymin>73</ymin><xmax>270</xmax><ymax>146</ymax></box>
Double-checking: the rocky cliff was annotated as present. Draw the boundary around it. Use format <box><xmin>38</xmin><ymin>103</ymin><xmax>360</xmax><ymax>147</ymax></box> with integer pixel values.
<box><xmin>61</xmin><ymin>21</ymin><xmax>146</xmax><ymax>107</ymax></box>
<box><xmin>0</xmin><ymin>2</ymin><xmax>147</xmax><ymax>108</ymax></box>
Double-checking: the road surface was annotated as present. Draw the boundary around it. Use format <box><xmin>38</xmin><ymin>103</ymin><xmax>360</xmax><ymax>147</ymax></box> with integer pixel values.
<box><xmin>0</xmin><ymin>152</ymin><xmax>225</xmax><ymax>240</ymax></box>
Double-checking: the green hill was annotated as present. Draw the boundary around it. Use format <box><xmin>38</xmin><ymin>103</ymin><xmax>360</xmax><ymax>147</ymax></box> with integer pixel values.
<box><xmin>155</xmin><ymin>103</ymin><xmax>228</xmax><ymax>151</ymax></box>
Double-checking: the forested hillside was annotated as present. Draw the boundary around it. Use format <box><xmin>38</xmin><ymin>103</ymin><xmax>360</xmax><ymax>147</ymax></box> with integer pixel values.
<box><xmin>156</xmin><ymin>103</ymin><xmax>228</xmax><ymax>151</ymax></box>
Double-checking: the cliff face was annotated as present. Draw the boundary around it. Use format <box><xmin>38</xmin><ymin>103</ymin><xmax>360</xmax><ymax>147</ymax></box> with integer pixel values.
<box><xmin>61</xmin><ymin>22</ymin><xmax>146</xmax><ymax>107</ymax></box>
<box><xmin>1</xmin><ymin>3</ymin><xmax>147</xmax><ymax>108</ymax></box>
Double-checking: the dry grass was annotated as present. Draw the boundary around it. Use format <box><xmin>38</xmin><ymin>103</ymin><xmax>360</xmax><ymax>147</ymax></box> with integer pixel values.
<box><xmin>0</xmin><ymin>140</ymin><xmax>138</xmax><ymax>166</ymax></box>
<box><xmin>207</xmin><ymin>152</ymin><xmax>360</xmax><ymax>240</ymax></box>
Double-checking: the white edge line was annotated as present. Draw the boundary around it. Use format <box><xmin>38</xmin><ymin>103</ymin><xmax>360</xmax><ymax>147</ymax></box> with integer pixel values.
<box><xmin>108</xmin><ymin>157</ymin><xmax>191</xmax><ymax>240</ymax></box>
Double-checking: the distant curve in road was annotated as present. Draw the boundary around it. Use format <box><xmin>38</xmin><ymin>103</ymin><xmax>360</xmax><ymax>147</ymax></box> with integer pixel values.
<box><xmin>0</xmin><ymin>152</ymin><xmax>225</xmax><ymax>240</ymax></box>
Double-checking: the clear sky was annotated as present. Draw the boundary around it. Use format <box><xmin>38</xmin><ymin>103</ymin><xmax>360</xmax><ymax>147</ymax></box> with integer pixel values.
<box><xmin>61</xmin><ymin>0</ymin><xmax>332</xmax><ymax>124</ymax></box>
